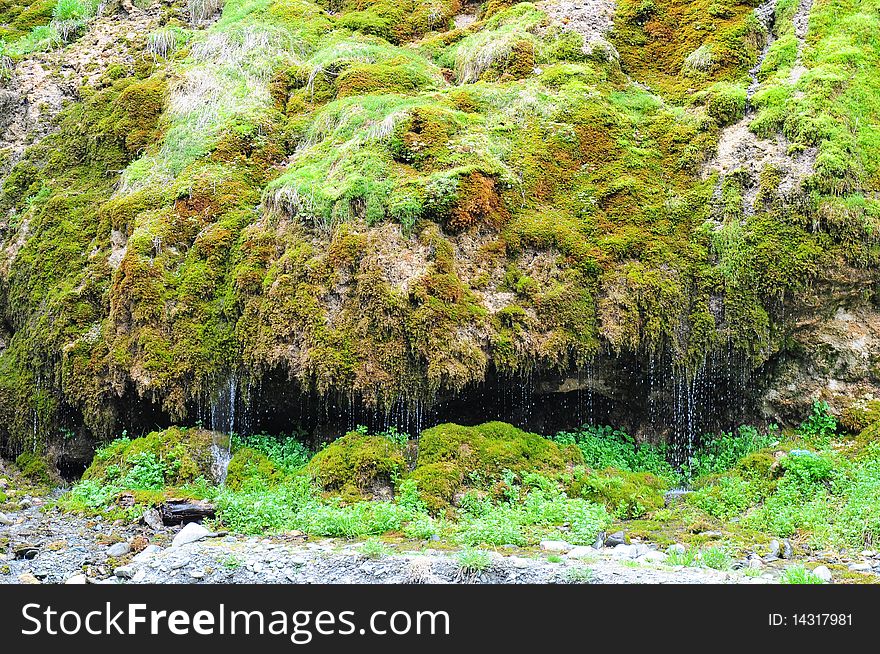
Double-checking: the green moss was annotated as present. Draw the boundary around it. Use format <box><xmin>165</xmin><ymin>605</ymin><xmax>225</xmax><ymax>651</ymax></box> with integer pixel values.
<box><xmin>83</xmin><ymin>427</ymin><xmax>218</xmax><ymax>486</ymax></box>
<box><xmin>225</xmin><ymin>447</ymin><xmax>283</xmax><ymax>490</ymax></box>
<box><xmin>307</xmin><ymin>431</ymin><xmax>405</xmax><ymax>500</ymax></box>
<box><xmin>14</xmin><ymin>451</ymin><xmax>52</xmax><ymax>484</ymax></box>
<box><xmin>412</xmin><ymin>421</ymin><xmax>582</xmax><ymax>509</ymax></box>
<box><xmin>570</xmin><ymin>466</ymin><xmax>666</xmax><ymax>518</ymax></box>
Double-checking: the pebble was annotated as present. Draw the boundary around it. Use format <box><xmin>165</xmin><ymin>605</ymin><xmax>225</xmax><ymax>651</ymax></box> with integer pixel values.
<box><xmin>114</xmin><ymin>565</ymin><xmax>135</xmax><ymax>579</ymax></box>
<box><xmin>65</xmin><ymin>574</ymin><xmax>87</xmax><ymax>584</ymax></box>
<box><xmin>812</xmin><ymin>565</ymin><xmax>832</xmax><ymax>582</ymax></box>
<box><xmin>667</xmin><ymin>543</ymin><xmax>686</xmax><ymax>555</ymax></box>
<box><xmin>782</xmin><ymin>539</ymin><xmax>793</xmax><ymax>559</ymax></box>
<box><xmin>18</xmin><ymin>572</ymin><xmax>41</xmax><ymax>584</ymax></box>
<box><xmin>0</xmin><ymin>512</ymin><xmax>12</xmax><ymax>526</ymax></box>
<box><xmin>106</xmin><ymin>542</ymin><xmax>131</xmax><ymax>557</ymax></box>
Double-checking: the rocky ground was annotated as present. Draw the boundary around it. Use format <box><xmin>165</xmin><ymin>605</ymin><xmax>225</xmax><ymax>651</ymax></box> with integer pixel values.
<box><xmin>2</xmin><ymin>488</ymin><xmax>875</xmax><ymax>585</ymax></box>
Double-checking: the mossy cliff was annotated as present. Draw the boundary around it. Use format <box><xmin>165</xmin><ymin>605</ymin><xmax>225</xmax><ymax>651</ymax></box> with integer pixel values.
<box><xmin>0</xmin><ymin>0</ymin><xmax>878</xmax><ymax>460</ymax></box>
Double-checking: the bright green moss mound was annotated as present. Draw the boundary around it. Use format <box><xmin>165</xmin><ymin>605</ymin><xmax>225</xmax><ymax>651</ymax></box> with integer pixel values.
<box><xmin>82</xmin><ymin>427</ymin><xmax>218</xmax><ymax>487</ymax></box>
<box><xmin>225</xmin><ymin>447</ymin><xmax>283</xmax><ymax>491</ymax></box>
<box><xmin>14</xmin><ymin>451</ymin><xmax>52</xmax><ymax>484</ymax></box>
<box><xmin>570</xmin><ymin>467</ymin><xmax>667</xmax><ymax>518</ymax></box>
<box><xmin>307</xmin><ymin>431</ymin><xmax>405</xmax><ymax>499</ymax></box>
<box><xmin>411</xmin><ymin>421</ymin><xmax>582</xmax><ymax>510</ymax></box>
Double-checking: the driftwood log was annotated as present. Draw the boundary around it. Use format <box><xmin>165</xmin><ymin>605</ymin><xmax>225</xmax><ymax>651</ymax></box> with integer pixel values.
<box><xmin>158</xmin><ymin>499</ymin><xmax>216</xmax><ymax>525</ymax></box>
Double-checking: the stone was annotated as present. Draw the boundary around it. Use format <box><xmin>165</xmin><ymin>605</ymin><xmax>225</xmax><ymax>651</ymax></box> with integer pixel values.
<box><xmin>133</xmin><ymin>544</ymin><xmax>162</xmax><ymax>562</ymax></box>
<box><xmin>142</xmin><ymin>508</ymin><xmax>163</xmax><ymax>531</ymax></box>
<box><xmin>114</xmin><ymin>565</ymin><xmax>135</xmax><ymax>579</ymax></box>
<box><xmin>638</xmin><ymin>550</ymin><xmax>667</xmax><ymax>563</ymax></box>
<box><xmin>18</xmin><ymin>498</ymin><xmax>32</xmax><ymax>510</ymax></box>
<box><xmin>610</xmin><ymin>544</ymin><xmax>648</xmax><ymax>559</ymax></box>
<box><xmin>171</xmin><ymin>522</ymin><xmax>212</xmax><ymax>547</ymax></box>
<box><xmin>65</xmin><ymin>574</ymin><xmax>87</xmax><ymax>584</ymax></box>
<box><xmin>132</xmin><ymin>569</ymin><xmax>147</xmax><ymax>583</ymax></box>
<box><xmin>748</xmin><ymin>557</ymin><xmax>763</xmax><ymax>569</ymax></box>
<box><xmin>848</xmin><ymin>562</ymin><xmax>873</xmax><ymax>572</ymax></box>
<box><xmin>782</xmin><ymin>539</ymin><xmax>793</xmax><ymax>559</ymax></box>
<box><xmin>667</xmin><ymin>543</ymin><xmax>687</xmax><ymax>555</ymax></box>
<box><xmin>18</xmin><ymin>572</ymin><xmax>41</xmax><ymax>584</ymax></box>
<box><xmin>0</xmin><ymin>512</ymin><xmax>12</xmax><ymax>526</ymax></box>
<box><xmin>767</xmin><ymin>539</ymin><xmax>780</xmax><ymax>558</ymax></box>
<box><xmin>698</xmin><ymin>530</ymin><xmax>723</xmax><ymax>539</ymax></box>
<box><xmin>106</xmin><ymin>542</ymin><xmax>130</xmax><ymax>557</ymax></box>
<box><xmin>566</xmin><ymin>546</ymin><xmax>596</xmax><ymax>559</ymax></box>
<box><xmin>604</xmin><ymin>531</ymin><xmax>627</xmax><ymax>547</ymax></box>
<box><xmin>812</xmin><ymin>565</ymin><xmax>832</xmax><ymax>582</ymax></box>
<box><xmin>190</xmin><ymin>570</ymin><xmax>205</xmax><ymax>579</ymax></box>
<box><xmin>540</xmin><ymin>540</ymin><xmax>573</xmax><ymax>552</ymax></box>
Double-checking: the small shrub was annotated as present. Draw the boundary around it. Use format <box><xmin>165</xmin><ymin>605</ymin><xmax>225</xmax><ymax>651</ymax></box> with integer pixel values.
<box><xmin>566</xmin><ymin>566</ymin><xmax>593</xmax><ymax>583</ymax></box>
<box><xmin>360</xmin><ymin>538</ymin><xmax>390</xmax><ymax>559</ymax></box>
<box><xmin>780</xmin><ymin>565</ymin><xmax>824</xmax><ymax>584</ymax></box>
<box><xmin>700</xmin><ymin>546</ymin><xmax>732</xmax><ymax>571</ymax></box>
<box><xmin>457</xmin><ymin>549</ymin><xmax>492</xmax><ymax>574</ymax></box>
<box><xmin>799</xmin><ymin>401</ymin><xmax>838</xmax><ymax>446</ymax></box>
<box><xmin>666</xmin><ymin>547</ymin><xmax>699</xmax><ymax>567</ymax></box>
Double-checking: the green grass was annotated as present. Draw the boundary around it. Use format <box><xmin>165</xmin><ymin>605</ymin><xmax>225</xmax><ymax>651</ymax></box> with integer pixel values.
<box><xmin>456</xmin><ymin>549</ymin><xmax>492</xmax><ymax>574</ymax></box>
<box><xmin>779</xmin><ymin>565</ymin><xmax>825</xmax><ymax>585</ymax></box>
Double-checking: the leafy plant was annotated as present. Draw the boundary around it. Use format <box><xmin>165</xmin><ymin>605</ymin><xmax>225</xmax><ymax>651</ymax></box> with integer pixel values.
<box><xmin>456</xmin><ymin>549</ymin><xmax>492</xmax><ymax>575</ymax></box>
<box><xmin>780</xmin><ymin>565</ymin><xmax>824</xmax><ymax>584</ymax></box>
<box><xmin>359</xmin><ymin>538</ymin><xmax>391</xmax><ymax>559</ymax></box>
<box><xmin>700</xmin><ymin>546</ymin><xmax>732</xmax><ymax>571</ymax></box>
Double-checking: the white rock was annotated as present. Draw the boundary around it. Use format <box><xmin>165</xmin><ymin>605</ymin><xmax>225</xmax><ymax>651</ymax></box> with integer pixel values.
<box><xmin>540</xmin><ymin>540</ymin><xmax>573</xmax><ymax>552</ymax></box>
<box><xmin>611</xmin><ymin>544</ymin><xmax>648</xmax><ymax>559</ymax></box>
<box><xmin>106</xmin><ymin>542</ymin><xmax>130</xmax><ymax>557</ymax></box>
<box><xmin>133</xmin><ymin>544</ymin><xmax>162</xmax><ymax>562</ymax></box>
<box><xmin>848</xmin><ymin>562</ymin><xmax>873</xmax><ymax>572</ymax></box>
<box><xmin>171</xmin><ymin>522</ymin><xmax>211</xmax><ymax>548</ymax></box>
<box><xmin>132</xmin><ymin>569</ymin><xmax>147</xmax><ymax>583</ymax></box>
<box><xmin>666</xmin><ymin>543</ymin><xmax>686</xmax><ymax>555</ymax></box>
<box><xmin>812</xmin><ymin>565</ymin><xmax>832</xmax><ymax>582</ymax></box>
<box><xmin>114</xmin><ymin>566</ymin><xmax>135</xmax><ymax>579</ymax></box>
<box><xmin>566</xmin><ymin>546</ymin><xmax>596</xmax><ymax>559</ymax></box>
<box><xmin>0</xmin><ymin>512</ymin><xmax>12</xmax><ymax>526</ymax></box>
<box><xmin>65</xmin><ymin>574</ymin><xmax>87</xmax><ymax>585</ymax></box>
<box><xmin>638</xmin><ymin>550</ymin><xmax>667</xmax><ymax>563</ymax></box>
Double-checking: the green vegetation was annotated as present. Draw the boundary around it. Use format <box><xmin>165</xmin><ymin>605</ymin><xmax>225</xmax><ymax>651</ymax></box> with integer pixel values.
<box><xmin>779</xmin><ymin>564</ymin><xmax>825</xmax><ymax>585</ymax></box>
<box><xmin>4</xmin><ymin>0</ymin><xmax>871</xmax><ymax>441</ymax></box>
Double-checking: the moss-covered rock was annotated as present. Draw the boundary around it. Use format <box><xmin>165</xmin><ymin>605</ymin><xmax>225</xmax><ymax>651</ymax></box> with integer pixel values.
<box><xmin>307</xmin><ymin>431</ymin><xmax>405</xmax><ymax>500</ymax></box>
<box><xmin>569</xmin><ymin>467</ymin><xmax>666</xmax><ymax>518</ymax></box>
<box><xmin>225</xmin><ymin>447</ymin><xmax>283</xmax><ymax>490</ymax></box>
<box><xmin>411</xmin><ymin>421</ymin><xmax>582</xmax><ymax>510</ymax></box>
<box><xmin>14</xmin><ymin>451</ymin><xmax>52</xmax><ymax>485</ymax></box>
<box><xmin>82</xmin><ymin>427</ymin><xmax>218</xmax><ymax>487</ymax></box>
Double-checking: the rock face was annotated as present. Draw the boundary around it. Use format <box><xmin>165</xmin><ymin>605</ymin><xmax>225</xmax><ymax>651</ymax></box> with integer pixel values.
<box><xmin>0</xmin><ymin>0</ymin><xmax>876</xmax><ymax>455</ymax></box>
